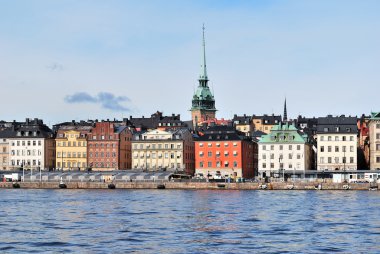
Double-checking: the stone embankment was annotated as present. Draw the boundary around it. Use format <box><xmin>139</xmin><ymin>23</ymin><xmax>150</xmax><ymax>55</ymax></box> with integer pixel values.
<box><xmin>0</xmin><ymin>181</ymin><xmax>378</xmax><ymax>190</ymax></box>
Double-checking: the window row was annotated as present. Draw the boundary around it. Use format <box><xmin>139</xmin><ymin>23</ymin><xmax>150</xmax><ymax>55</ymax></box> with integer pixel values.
<box><xmin>11</xmin><ymin>159</ymin><xmax>41</xmax><ymax>166</ymax></box>
<box><xmin>57</xmin><ymin>162</ymin><xmax>86</xmax><ymax>168</ymax></box>
<box><xmin>262</xmin><ymin>153</ymin><xmax>302</xmax><ymax>160</ymax></box>
<box><xmin>199</xmin><ymin>161</ymin><xmax>238</xmax><ymax>168</ymax></box>
<box><xmin>57</xmin><ymin>152</ymin><xmax>87</xmax><ymax>158</ymax></box>
<box><xmin>57</xmin><ymin>141</ymin><xmax>87</xmax><ymax>147</ymax></box>
<box><xmin>133</xmin><ymin>152</ymin><xmax>180</xmax><ymax>159</ymax></box>
<box><xmin>320</xmin><ymin>146</ymin><xmax>355</xmax><ymax>153</ymax></box>
<box><xmin>262</xmin><ymin>162</ymin><xmax>301</xmax><ymax>169</ymax></box>
<box><xmin>319</xmin><ymin>135</ymin><xmax>355</xmax><ymax>141</ymax></box>
<box><xmin>133</xmin><ymin>143</ymin><xmax>181</xmax><ymax>150</ymax></box>
<box><xmin>319</xmin><ymin>157</ymin><xmax>355</xmax><ymax>164</ymax></box>
<box><xmin>89</xmin><ymin>152</ymin><xmax>116</xmax><ymax>158</ymax></box>
<box><xmin>262</xmin><ymin>145</ymin><xmax>301</xmax><ymax>151</ymax></box>
<box><xmin>199</xmin><ymin>142</ymin><xmax>238</xmax><ymax>148</ymax></box>
<box><xmin>11</xmin><ymin>150</ymin><xmax>42</xmax><ymax>156</ymax></box>
<box><xmin>11</xmin><ymin>140</ymin><xmax>42</xmax><ymax>146</ymax></box>
<box><xmin>199</xmin><ymin>151</ymin><xmax>238</xmax><ymax>157</ymax></box>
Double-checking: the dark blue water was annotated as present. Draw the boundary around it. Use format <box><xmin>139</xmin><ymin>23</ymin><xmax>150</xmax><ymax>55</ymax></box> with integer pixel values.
<box><xmin>0</xmin><ymin>190</ymin><xmax>379</xmax><ymax>253</ymax></box>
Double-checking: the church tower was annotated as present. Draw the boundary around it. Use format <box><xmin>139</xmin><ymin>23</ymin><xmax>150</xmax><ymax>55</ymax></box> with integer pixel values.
<box><xmin>190</xmin><ymin>25</ymin><xmax>217</xmax><ymax>127</ymax></box>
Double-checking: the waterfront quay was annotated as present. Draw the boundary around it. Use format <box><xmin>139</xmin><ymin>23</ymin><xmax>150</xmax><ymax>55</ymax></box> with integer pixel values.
<box><xmin>0</xmin><ymin>170</ymin><xmax>378</xmax><ymax>190</ymax></box>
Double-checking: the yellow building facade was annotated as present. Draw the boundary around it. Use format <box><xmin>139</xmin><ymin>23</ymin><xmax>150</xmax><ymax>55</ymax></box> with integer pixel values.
<box><xmin>55</xmin><ymin>127</ymin><xmax>91</xmax><ymax>170</ymax></box>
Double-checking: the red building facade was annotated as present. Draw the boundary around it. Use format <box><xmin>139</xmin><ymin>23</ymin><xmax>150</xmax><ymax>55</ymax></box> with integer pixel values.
<box><xmin>87</xmin><ymin>122</ymin><xmax>132</xmax><ymax>170</ymax></box>
<box><xmin>195</xmin><ymin>126</ymin><xmax>255</xmax><ymax>179</ymax></box>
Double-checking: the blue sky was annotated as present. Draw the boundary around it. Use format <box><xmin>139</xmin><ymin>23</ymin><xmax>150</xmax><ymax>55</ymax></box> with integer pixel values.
<box><xmin>0</xmin><ymin>0</ymin><xmax>379</xmax><ymax>125</ymax></box>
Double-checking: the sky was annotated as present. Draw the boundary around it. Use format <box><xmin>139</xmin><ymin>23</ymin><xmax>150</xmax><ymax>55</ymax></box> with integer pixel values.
<box><xmin>0</xmin><ymin>0</ymin><xmax>379</xmax><ymax>126</ymax></box>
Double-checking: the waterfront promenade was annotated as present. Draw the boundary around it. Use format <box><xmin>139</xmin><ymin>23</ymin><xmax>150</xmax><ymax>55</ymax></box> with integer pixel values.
<box><xmin>0</xmin><ymin>181</ymin><xmax>378</xmax><ymax>190</ymax></box>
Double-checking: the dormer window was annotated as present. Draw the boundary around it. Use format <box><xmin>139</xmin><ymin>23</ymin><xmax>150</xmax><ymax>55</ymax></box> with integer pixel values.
<box><xmin>335</xmin><ymin>127</ymin><xmax>340</xmax><ymax>132</ymax></box>
<box><xmin>324</xmin><ymin>128</ymin><xmax>328</xmax><ymax>132</ymax></box>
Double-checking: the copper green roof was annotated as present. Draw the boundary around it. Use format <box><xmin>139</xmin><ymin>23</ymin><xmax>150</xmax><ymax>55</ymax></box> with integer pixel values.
<box><xmin>370</xmin><ymin>112</ymin><xmax>380</xmax><ymax>119</ymax></box>
<box><xmin>190</xmin><ymin>25</ymin><xmax>216</xmax><ymax>112</ymax></box>
<box><xmin>258</xmin><ymin>123</ymin><xmax>307</xmax><ymax>143</ymax></box>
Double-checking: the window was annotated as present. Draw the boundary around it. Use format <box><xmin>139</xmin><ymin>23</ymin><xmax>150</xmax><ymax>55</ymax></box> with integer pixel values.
<box><xmin>342</xmin><ymin>136</ymin><xmax>346</xmax><ymax>141</ymax></box>
<box><xmin>216</xmin><ymin>151</ymin><xmax>220</xmax><ymax>158</ymax></box>
<box><xmin>199</xmin><ymin>151</ymin><xmax>204</xmax><ymax>157</ymax></box>
<box><xmin>208</xmin><ymin>143</ymin><xmax>212</xmax><ymax>147</ymax></box>
<box><xmin>262</xmin><ymin>145</ymin><xmax>266</xmax><ymax>151</ymax></box>
<box><xmin>233</xmin><ymin>151</ymin><xmax>237</xmax><ymax>157</ymax></box>
<box><xmin>279</xmin><ymin>145</ymin><xmax>283</xmax><ymax>150</ymax></box>
<box><xmin>224</xmin><ymin>143</ymin><xmax>229</xmax><ymax>147</ymax></box>
<box><xmin>376</xmin><ymin>157</ymin><xmax>380</xmax><ymax>163</ymax></box>
<box><xmin>376</xmin><ymin>144</ymin><xmax>380</xmax><ymax>151</ymax></box>
<box><xmin>270</xmin><ymin>163</ymin><xmax>274</xmax><ymax>168</ymax></box>
<box><xmin>342</xmin><ymin>157</ymin><xmax>346</xmax><ymax>163</ymax></box>
<box><xmin>324</xmin><ymin>127</ymin><xmax>328</xmax><ymax>132</ymax></box>
<box><xmin>320</xmin><ymin>146</ymin><xmax>324</xmax><ymax>152</ymax></box>
<box><xmin>262</xmin><ymin>154</ymin><xmax>266</xmax><ymax>159</ymax></box>
<box><xmin>233</xmin><ymin>161</ymin><xmax>237</xmax><ymax>167</ymax></box>
<box><xmin>342</xmin><ymin>146</ymin><xmax>346</xmax><ymax>152</ymax></box>
<box><xmin>233</xmin><ymin>143</ymin><xmax>237</xmax><ymax>147</ymax></box>
<box><xmin>216</xmin><ymin>143</ymin><xmax>220</xmax><ymax>147</ymax></box>
<box><xmin>376</xmin><ymin>134</ymin><xmax>380</xmax><ymax>140</ymax></box>
<box><xmin>335</xmin><ymin>157</ymin><xmax>339</xmax><ymax>163</ymax></box>
<box><xmin>328</xmin><ymin>146</ymin><xmax>332</xmax><ymax>152</ymax></box>
<box><xmin>335</xmin><ymin>136</ymin><xmax>339</xmax><ymax>141</ymax></box>
<box><xmin>216</xmin><ymin>161</ymin><xmax>221</xmax><ymax>167</ymax></box>
<box><xmin>289</xmin><ymin>154</ymin><xmax>292</xmax><ymax>159</ymax></box>
<box><xmin>377</xmin><ymin>124</ymin><xmax>380</xmax><ymax>129</ymax></box>
<box><xmin>199</xmin><ymin>143</ymin><xmax>204</xmax><ymax>147</ymax></box>
<box><xmin>270</xmin><ymin>154</ymin><xmax>274</xmax><ymax>159</ymax></box>
<box><xmin>297</xmin><ymin>145</ymin><xmax>301</xmax><ymax>150</ymax></box>
<box><xmin>224</xmin><ymin>161</ymin><xmax>229</xmax><ymax>167</ymax></box>
<box><xmin>297</xmin><ymin>154</ymin><xmax>301</xmax><ymax>159</ymax></box>
<box><xmin>328</xmin><ymin>157</ymin><xmax>332</xmax><ymax>163</ymax></box>
<box><xmin>350</xmin><ymin>136</ymin><xmax>354</xmax><ymax>141</ymax></box>
<box><xmin>208</xmin><ymin>162</ymin><xmax>212</xmax><ymax>167</ymax></box>
<box><xmin>208</xmin><ymin>151</ymin><xmax>212</xmax><ymax>157</ymax></box>
<box><xmin>320</xmin><ymin>157</ymin><xmax>324</xmax><ymax>164</ymax></box>
<box><xmin>262</xmin><ymin>163</ymin><xmax>266</xmax><ymax>168</ymax></box>
<box><xmin>320</xmin><ymin>136</ymin><xmax>324</xmax><ymax>141</ymax></box>
<box><xmin>270</xmin><ymin>145</ymin><xmax>274</xmax><ymax>150</ymax></box>
<box><xmin>289</xmin><ymin>145</ymin><xmax>292</xmax><ymax>150</ymax></box>
<box><xmin>328</xmin><ymin>136</ymin><xmax>332</xmax><ymax>141</ymax></box>
<box><xmin>335</xmin><ymin>146</ymin><xmax>339</xmax><ymax>152</ymax></box>
<box><xmin>350</xmin><ymin>157</ymin><xmax>354</xmax><ymax>163</ymax></box>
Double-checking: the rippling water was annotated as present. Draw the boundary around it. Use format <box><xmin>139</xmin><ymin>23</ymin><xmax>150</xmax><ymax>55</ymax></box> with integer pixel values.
<box><xmin>0</xmin><ymin>189</ymin><xmax>380</xmax><ymax>253</ymax></box>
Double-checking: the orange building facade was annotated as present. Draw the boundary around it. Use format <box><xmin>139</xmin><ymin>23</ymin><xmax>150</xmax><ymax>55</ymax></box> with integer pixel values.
<box><xmin>195</xmin><ymin>126</ymin><xmax>255</xmax><ymax>179</ymax></box>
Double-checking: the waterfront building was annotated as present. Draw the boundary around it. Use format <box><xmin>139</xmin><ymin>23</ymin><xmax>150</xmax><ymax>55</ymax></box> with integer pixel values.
<box><xmin>232</xmin><ymin>114</ymin><xmax>253</xmax><ymax>135</ymax></box>
<box><xmin>368</xmin><ymin>112</ymin><xmax>380</xmax><ymax>169</ymax></box>
<box><xmin>195</xmin><ymin>125</ymin><xmax>255</xmax><ymax>179</ymax></box>
<box><xmin>252</xmin><ymin>114</ymin><xmax>282</xmax><ymax>134</ymax></box>
<box><xmin>258</xmin><ymin>123</ymin><xmax>313</xmax><ymax>178</ymax></box>
<box><xmin>55</xmin><ymin>124</ymin><xmax>93</xmax><ymax>170</ymax></box>
<box><xmin>132</xmin><ymin>128</ymin><xmax>195</xmax><ymax>175</ymax></box>
<box><xmin>316</xmin><ymin>115</ymin><xmax>358</xmax><ymax>171</ymax></box>
<box><xmin>128</xmin><ymin>111</ymin><xmax>187</xmax><ymax>132</ymax></box>
<box><xmin>190</xmin><ymin>26</ymin><xmax>216</xmax><ymax>128</ymax></box>
<box><xmin>0</xmin><ymin>118</ymin><xmax>55</xmax><ymax>171</ymax></box>
<box><xmin>87</xmin><ymin>121</ymin><xmax>133</xmax><ymax>170</ymax></box>
<box><xmin>0</xmin><ymin>137</ymin><xmax>10</xmax><ymax>170</ymax></box>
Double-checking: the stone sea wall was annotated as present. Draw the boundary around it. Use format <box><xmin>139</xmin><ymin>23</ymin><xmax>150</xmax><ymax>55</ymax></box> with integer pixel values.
<box><xmin>0</xmin><ymin>181</ymin><xmax>378</xmax><ymax>190</ymax></box>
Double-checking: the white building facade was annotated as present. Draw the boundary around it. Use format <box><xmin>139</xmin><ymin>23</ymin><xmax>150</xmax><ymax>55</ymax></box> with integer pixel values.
<box><xmin>258</xmin><ymin>123</ymin><xmax>313</xmax><ymax>178</ymax></box>
<box><xmin>316</xmin><ymin>115</ymin><xmax>358</xmax><ymax>171</ymax></box>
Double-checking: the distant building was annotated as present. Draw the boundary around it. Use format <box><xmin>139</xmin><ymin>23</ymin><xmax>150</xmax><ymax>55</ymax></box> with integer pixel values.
<box><xmin>132</xmin><ymin>128</ymin><xmax>195</xmax><ymax>175</ymax></box>
<box><xmin>0</xmin><ymin>137</ymin><xmax>10</xmax><ymax>170</ymax></box>
<box><xmin>368</xmin><ymin>112</ymin><xmax>380</xmax><ymax>169</ymax></box>
<box><xmin>258</xmin><ymin>123</ymin><xmax>313</xmax><ymax>178</ymax></box>
<box><xmin>55</xmin><ymin>123</ymin><xmax>93</xmax><ymax>170</ymax></box>
<box><xmin>87</xmin><ymin>121</ymin><xmax>133</xmax><ymax>170</ymax></box>
<box><xmin>0</xmin><ymin>118</ymin><xmax>55</xmax><ymax>171</ymax></box>
<box><xmin>232</xmin><ymin>114</ymin><xmax>253</xmax><ymax>135</ymax></box>
<box><xmin>128</xmin><ymin>111</ymin><xmax>187</xmax><ymax>132</ymax></box>
<box><xmin>195</xmin><ymin>126</ymin><xmax>255</xmax><ymax>179</ymax></box>
<box><xmin>252</xmin><ymin>114</ymin><xmax>282</xmax><ymax>134</ymax></box>
<box><xmin>190</xmin><ymin>26</ymin><xmax>216</xmax><ymax>127</ymax></box>
<box><xmin>316</xmin><ymin>115</ymin><xmax>358</xmax><ymax>171</ymax></box>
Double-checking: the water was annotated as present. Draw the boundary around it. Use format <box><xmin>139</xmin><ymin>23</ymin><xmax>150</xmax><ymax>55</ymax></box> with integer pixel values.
<box><xmin>0</xmin><ymin>190</ymin><xmax>379</xmax><ymax>253</ymax></box>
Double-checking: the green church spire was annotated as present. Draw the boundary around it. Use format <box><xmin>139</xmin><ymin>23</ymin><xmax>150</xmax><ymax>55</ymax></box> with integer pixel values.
<box><xmin>199</xmin><ymin>24</ymin><xmax>208</xmax><ymax>83</ymax></box>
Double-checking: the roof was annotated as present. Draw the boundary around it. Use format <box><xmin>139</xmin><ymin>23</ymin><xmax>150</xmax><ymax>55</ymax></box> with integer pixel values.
<box><xmin>258</xmin><ymin>123</ymin><xmax>307</xmax><ymax>144</ymax></box>
<box><xmin>317</xmin><ymin>115</ymin><xmax>358</xmax><ymax>134</ymax></box>
<box><xmin>196</xmin><ymin>125</ymin><xmax>249</xmax><ymax>141</ymax></box>
<box><xmin>232</xmin><ymin>114</ymin><xmax>252</xmax><ymax>124</ymax></box>
<box><xmin>370</xmin><ymin>112</ymin><xmax>380</xmax><ymax>120</ymax></box>
<box><xmin>252</xmin><ymin>114</ymin><xmax>282</xmax><ymax>125</ymax></box>
<box><xmin>0</xmin><ymin>118</ymin><xmax>53</xmax><ymax>139</ymax></box>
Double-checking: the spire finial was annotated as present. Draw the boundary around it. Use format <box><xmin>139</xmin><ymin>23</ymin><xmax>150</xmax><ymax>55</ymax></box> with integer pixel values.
<box><xmin>199</xmin><ymin>23</ymin><xmax>208</xmax><ymax>82</ymax></box>
<box><xmin>283</xmin><ymin>97</ymin><xmax>288</xmax><ymax>122</ymax></box>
